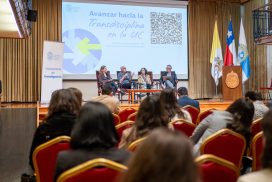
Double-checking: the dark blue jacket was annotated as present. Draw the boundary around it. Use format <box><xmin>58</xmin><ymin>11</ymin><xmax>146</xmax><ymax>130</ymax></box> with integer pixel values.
<box><xmin>177</xmin><ymin>96</ymin><xmax>200</xmax><ymax>110</ymax></box>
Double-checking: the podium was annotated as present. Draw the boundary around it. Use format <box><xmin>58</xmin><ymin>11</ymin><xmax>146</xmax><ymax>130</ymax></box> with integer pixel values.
<box><xmin>222</xmin><ymin>66</ymin><xmax>242</xmax><ymax>101</ymax></box>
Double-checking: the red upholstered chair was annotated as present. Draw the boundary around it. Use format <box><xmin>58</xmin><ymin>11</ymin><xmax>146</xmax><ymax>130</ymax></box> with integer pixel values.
<box><xmin>112</xmin><ymin>113</ymin><xmax>121</xmax><ymax>125</ymax></box>
<box><xmin>183</xmin><ymin>105</ymin><xmax>200</xmax><ymax>125</ymax></box>
<box><xmin>170</xmin><ymin>119</ymin><xmax>196</xmax><ymax>137</ymax></box>
<box><xmin>127</xmin><ymin>112</ymin><xmax>137</xmax><ymax>121</ymax></box>
<box><xmin>33</xmin><ymin>136</ymin><xmax>71</xmax><ymax>182</ymax></box>
<box><xmin>196</xmin><ymin>154</ymin><xmax>239</xmax><ymax>182</ymax></box>
<box><xmin>128</xmin><ymin>137</ymin><xmax>146</xmax><ymax>152</ymax></box>
<box><xmin>56</xmin><ymin>158</ymin><xmax>127</xmax><ymax>182</ymax></box>
<box><xmin>251</xmin><ymin>118</ymin><xmax>262</xmax><ymax>138</ymax></box>
<box><xmin>115</xmin><ymin>121</ymin><xmax>135</xmax><ymax>143</ymax></box>
<box><xmin>118</xmin><ymin>108</ymin><xmax>137</xmax><ymax>123</ymax></box>
<box><xmin>197</xmin><ymin>109</ymin><xmax>216</xmax><ymax>125</ymax></box>
<box><xmin>200</xmin><ymin>129</ymin><xmax>246</xmax><ymax>168</ymax></box>
<box><xmin>252</xmin><ymin>132</ymin><xmax>264</xmax><ymax>171</ymax></box>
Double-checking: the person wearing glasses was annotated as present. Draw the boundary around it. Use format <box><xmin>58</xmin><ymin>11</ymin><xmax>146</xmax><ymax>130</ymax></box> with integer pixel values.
<box><xmin>117</xmin><ymin>66</ymin><xmax>134</xmax><ymax>89</ymax></box>
<box><xmin>160</xmin><ymin>65</ymin><xmax>178</xmax><ymax>88</ymax></box>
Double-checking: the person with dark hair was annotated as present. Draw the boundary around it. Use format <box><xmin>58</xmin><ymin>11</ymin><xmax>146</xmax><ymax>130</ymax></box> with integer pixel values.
<box><xmin>160</xmin><ymin>65</ymin><xmax>178</xmax><ymax>88</ymax></box>
<box><xmin>191</xmin><ymin>98</ymin><xmax>254</xmax><ymax>155</ymax></box>
<box><xmin>119</xmin><ymin>95</ymin><xmax>168</xmax><ymax>148</ymax></box>
<box><xmin>177</xmin><ymin>87</ymin><xmax>200</xmax><ymax>110</ymax></box>
<box><xmin>29</xmin><ymin>89</ymin><xmax>80</xmax><ymax>169</ymax></box>
<box><xmin>160</xmin><ymin>88</ymin><xmax>192</xmax><ymax>123</ymax></box>
<box><xmin>245</xmin><ymin>91</ymin><xmax>269</xmax><ymax>120</ymax></box>
<box><xmin>138</xmin><ymin>67</ymin><xmax>151</xmax><ymax>89</ymax></box>
<box><xmin>67</xmin><ymin>87</ymin><xmax>83</xmax><ymax>105</ymax></box>
<box><xmin>238</xmin><ymin>109</ymin><xmax>272</xmax><ymax>182</ymax></box>
<box><xmin>54</xmin><ymin>102</ymin><xmax>130</xmax><ymax>180</ymax></box>
<box><xmin>98</xmin><ymin>65</ymin><xmax>118</xmax><ymax>94</ymax></box>
<box><xmin>121</xmin><ymin>128</ymin><xmax>199</xmax><ymax>182</ymax></box>
<box><xmin>91</xmin><ymin>83</ymin><xmax>120</xmax><ymax>114</ymax></box>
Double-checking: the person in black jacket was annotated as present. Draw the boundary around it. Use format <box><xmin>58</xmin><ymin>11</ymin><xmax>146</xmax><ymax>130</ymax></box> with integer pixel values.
<box><xmin>160</xmin><ymin>65</ymin><xmax>178</xmax><ymax>88</ymax></box>
<box><xmin>54</xmin><ymin>101</ymin><xmax>130</xmax><ymax>180</ymax></box>
<box><xmin>29</xmin><ymin>89</ymin><xmax>80</xmax><ymax>169</ymax></box>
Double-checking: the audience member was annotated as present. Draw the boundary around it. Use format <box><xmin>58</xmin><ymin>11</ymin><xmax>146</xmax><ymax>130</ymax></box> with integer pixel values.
<box><xmin>237</xmin><ymin>109</ymin><xmax>272</xmax><ymax>182</ymax></box>
<box><xmin>138</xmin><ymin>67</ymin><xmax>151</xmax><ymax>89</ymax></box>
<box><xmin>245</xmin><ymin>91</ymin><xmax>269</xmax><ymax>120</ymax></box>
<box><xmin>191</xmin><ymin>98</ymin><xmax>254</xmax><ymax>155</ymax></box>
<box><xmin>119</xmin><ymin>95</ymin><xmax>168</xmax><ymax>148</ymax></box>
<box><xmin>160</xmin><ymin>88</ymin><xmax>192</xmax><ymax>123</ymax></box>
<box><xmin>117</xmin><ymin>66</ymin><xmax>134</xmax><ymax>89</ymax></box>
<box><xmin>160</xmin><ymin>65</ymin><xmax>178</xmax><ymax>88</ymax></box>
<box><xmin>67</xmin><ymin>87</ymin><xmax>83</xmax><ymax>105</ymax></box>
<box><xmin>54</xmin><ymin>102</ymin><xmax>130</xmax><ymax>180</ymax></box>
<box><xmin>29</xmin><ymin>89</ymin><xmax>80</xmax><ymax>169</ymax></box>
<box><xmin>177</xmin><ymin>87</ymin><xmax>200</xmax><ymax>110</ymax></box>
<box><xmin>92</xmin><ymin>84</ymin><xmax>120</xmax><ymax>114</ymax></box>
<box><xmin>98</xmin><ymin>65</ymin><xmax>118</xmax><ymax>94</ymax></box>
<box><xmin>121</xmin><ymin>128</ymin><xmax>199</xmax><ymax>182</ymax></box>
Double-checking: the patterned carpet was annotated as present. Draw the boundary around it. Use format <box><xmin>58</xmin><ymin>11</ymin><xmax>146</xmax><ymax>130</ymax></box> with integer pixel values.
<box><xmin>0</xmin><ymin>108</ymin><xmax>36</xmax><ymax>182</ymax></box>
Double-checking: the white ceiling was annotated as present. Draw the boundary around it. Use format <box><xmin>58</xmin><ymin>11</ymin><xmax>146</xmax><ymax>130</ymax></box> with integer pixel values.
<box><xmin>0</xmin><ymin>0</ymin><xmax>21</xmax><ymax>38</ymax></box>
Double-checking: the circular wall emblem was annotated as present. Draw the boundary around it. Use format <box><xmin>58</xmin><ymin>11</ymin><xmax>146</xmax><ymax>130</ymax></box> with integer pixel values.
<box><xmin>225</xmin><ymin>71</ymin><xmax>239</xmax><ymax>89</ymax></box>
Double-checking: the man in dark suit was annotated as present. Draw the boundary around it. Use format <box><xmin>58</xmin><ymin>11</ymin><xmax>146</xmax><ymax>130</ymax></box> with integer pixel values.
<box><xmin>177</xmin><ymin>87</ymin><xmax>200</xmax><ymax>110</ymax></box>
<box><xmin>160</xmin><ymin>65</ymin><xmax>178</xmax><ymax>88</ymax></box>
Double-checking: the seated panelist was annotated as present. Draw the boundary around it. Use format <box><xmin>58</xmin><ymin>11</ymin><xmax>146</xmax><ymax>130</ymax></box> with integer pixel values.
<box><xmin>98</xmin><ymin>65</ymin><xmax>118</xmax><ymax>94</ymax></box>
<box><xmin>138</xmin><ymin>67</ymin><xmax>151</xmax><ymax>89</ymax></box>
<box><xmin>160</xmin><ymin>65</ymin><xmax>178</xmax><ymax>88</ymax></box>
<box><xmin>117</xmin><ymin>66</ymin><xmax>134</xmax><ymax>89</ymax></box>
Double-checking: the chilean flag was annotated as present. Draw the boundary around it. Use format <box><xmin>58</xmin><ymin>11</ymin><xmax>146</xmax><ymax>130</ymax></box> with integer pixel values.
<box><xmin>224</xmin><ymin>19</ymin><xmax>237</xmax><ymax>66</ymax></box>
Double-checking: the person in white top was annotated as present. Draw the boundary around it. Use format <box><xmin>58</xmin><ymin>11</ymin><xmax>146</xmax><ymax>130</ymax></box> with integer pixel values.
<box><xmin>237</xmin><ymin>110</ymin><xmax>272</xmax><ymax>182</ymax></box>
<box><xmin>245</xmin><ymin>91</ymin><xmax>269</xmax><ymax>120</ymax></box>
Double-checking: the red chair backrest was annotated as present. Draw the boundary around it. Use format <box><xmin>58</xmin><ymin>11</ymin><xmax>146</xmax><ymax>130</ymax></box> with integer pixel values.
<box><xmin>57</xmin><ymin>158</ymin><xmax>127</xmax><ymax>182</ymax></box>
<box><xmin>171</xmin><ymin>120</ymin><xmax>195</xmax><ymax>137</ymax></box>
<box><xmin>200</xmin><ymin>129</ymin><xmax>246</xmax><ymax>168</ymax></box>
<box><xmin>115</xmin><ymin>121</ymin><xmax>135</xmax><ymax>142</ymax></box>
<box><xmin>33</xmin><ymin>136</ymin><xmax>71</xmax><ymax>182</ymax></box>
<box><xmin>252</xmin><ymin>132</ymin><xmax>264</xmax><ymax>171</ymax></box>
<box><xmin>197</xmin><ymin>155</ymin><xmax>239</xmax><ymax>182</ymax></box>
<box><xmin>128</xmin><ymin>137</ymin><xmax>146</xmax><ymax>152</ymax></box>
<box><xmin>127</xmin><ymin>112</ymin><xmax>137</xmax><ymax>121</ymax></box>
<box><xmin>183</xmin><ymin>105</ymin><xmax>200</xmax><ymax>124</ymax></box>
<box><xmin>113</xmin><ymin>114</ymin><xmax>121</xmax><ymax>125</ymax></box>
<box><xmin>198</xmin><ymin>109</ymin><xmax>215</xmax><ymax>125</ymax></box>
<box><xmin>118</xmin><ymin>108</ymin><xmax>137</xmax><ymax>123</ymax></box>
<box><xmin>251</xmin><ymin>118</ymin><xmax>262</xmax><ymax>138</ymax></box>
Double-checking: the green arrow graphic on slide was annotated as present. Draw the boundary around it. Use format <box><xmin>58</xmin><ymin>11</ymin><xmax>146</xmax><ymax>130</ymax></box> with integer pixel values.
<box><xmin>77</xmin><ymin>37</ymin><xmax>102</xmax><ymax>55</ymax></box>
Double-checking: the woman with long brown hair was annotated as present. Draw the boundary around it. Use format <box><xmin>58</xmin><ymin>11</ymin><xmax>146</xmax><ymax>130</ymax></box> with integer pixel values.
<box><xmin>119</xmin><ymin>94</ymin><xmax>168</xmax><ymax>148</ymax></box>
<box><xmin>238</xmin><ymin>109</ymin><xmax>272</xmax><ymax>182</ymax></box>
<box><xmin>160</xmin><ymin>88</ymin><xmax>192</xmax><ymax>123</ymax></box>
<box><xmin>121</xmin><ymin>128</ymin><xmax>199</xmax><ymax>182</ymax></box>
<box><xmin>29</xmin><ymin>89</ymin><xmax>80</xmax><ymax>169</ymax></box>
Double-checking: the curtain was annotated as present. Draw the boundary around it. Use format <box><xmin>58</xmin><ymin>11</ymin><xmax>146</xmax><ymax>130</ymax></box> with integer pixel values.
<box><xmin>188</xmin><ymin>0</ymin><xmax>241</xmax><ymax>99</ymax></box>
<box><xmin>0</xmin><ymin>0</ymin><xmax>61</xmax><ymax>102</ymax></box>
<box><xmin>244</xmin><ymin>0</ymin><xmax>267</xmax><ymax>91</ymax></box>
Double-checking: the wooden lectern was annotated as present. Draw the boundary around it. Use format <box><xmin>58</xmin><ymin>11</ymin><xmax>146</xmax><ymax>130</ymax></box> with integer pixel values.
<box><xmin>222</xmin><ymin>66</ymin><xmax>242</xmax><ymax>101</ymax></box>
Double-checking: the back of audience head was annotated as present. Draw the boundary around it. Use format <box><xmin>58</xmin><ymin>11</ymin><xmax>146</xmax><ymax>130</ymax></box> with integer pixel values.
<box><xmin>102</xmin><ymin>83</ymin><xmax>113</xmax><ymax>96</ymax></box>
<box><xmin>127</xmin><ymin>95</ymin><xmax>168</xmax><ymax>142</ymax></box>
<box><xmin>67</xmin><ymin>87</ymin><xmax>83</xmax><ymax>105</ymax></box>
<box><xmin>160</xmin><ymin>88</ymin><xmax>184</xmax><ymax>120</ymax></box>
<box><xmin>122</xmin><ymin>128</ymin><xmax>198</xmax><ymax>182</ymax></box>
<box><xmin>226</xmin><ymin>98</ymin><xmax>254</xmax><ymax>143</ymax></box>
<box><xmin>70</xmin><ymin>101</ymin><xmax>118</xmax><ymax>150</ymax></box>
<box><xmin>178</xmin><ymin>87</ymin><xmax>188</xmax><ymax>97</ymax></box>
<box><xmin>261</xmin><ymin>110</ymin><xmax>272</xmax><ymax>169</ymax></box>
<box><xmin>245</xmin><ymin>91</ymin><xmax>257</xmax><ymax>101</ymax></box>
<box><xmin>46</xmin><ymin>89</ymin><xmax>80</xmax><ymax>120</ymax></box>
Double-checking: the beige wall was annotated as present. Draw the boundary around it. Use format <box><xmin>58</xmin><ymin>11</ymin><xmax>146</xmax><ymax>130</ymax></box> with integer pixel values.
<box><xmin>63</xmin><ymin>80</ymin><xmax>189</xmax><ymax>101</ymax></box>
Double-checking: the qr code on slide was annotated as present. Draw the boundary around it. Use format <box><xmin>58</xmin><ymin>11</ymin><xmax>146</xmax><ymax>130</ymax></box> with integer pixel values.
<box><xmin>151</xmin><ymin>12</ymin><xmax>182</xmax><ymax>45</ymax></box>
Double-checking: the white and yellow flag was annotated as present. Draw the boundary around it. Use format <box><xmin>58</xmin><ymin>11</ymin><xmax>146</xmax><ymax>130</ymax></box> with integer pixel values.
<box><xmin>210</xmin><ymin>20</ymin><xmax>223</xmax><ymax>86</ymax></box>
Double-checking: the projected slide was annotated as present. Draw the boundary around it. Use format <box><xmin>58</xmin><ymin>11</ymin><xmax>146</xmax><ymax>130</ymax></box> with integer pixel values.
<box><xmin>62</xmin><ymin>2</ymin><xmax>188</xmax><ymax>79</ymax></box>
